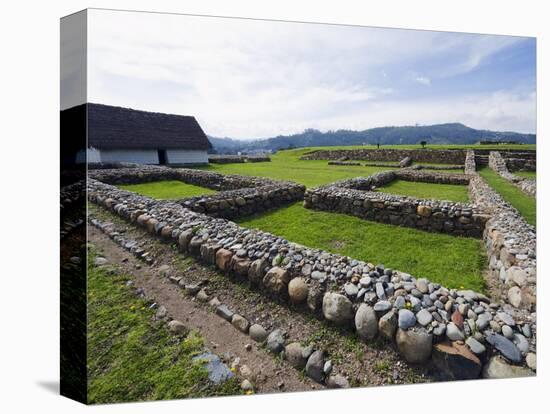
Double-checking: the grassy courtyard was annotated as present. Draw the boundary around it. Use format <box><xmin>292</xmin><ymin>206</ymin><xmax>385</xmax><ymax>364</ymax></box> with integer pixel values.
<box><xmin>119</xmin><ymin>180</ymin><xmax>216</xmax><ymax>199</ymax></box>
<box><xmin>478</xmin><ymin>167</ymin><xmax>536</xmax><ymax>226</ymax></box>
<box><xmin>237</xmin><ymin>202</ymin><xmax>486</xmax><ymax>292</ymax></box>
<box><xmin>375</xmin><ymin>179</ymin><xmax>469</xmax><ymax>203</ymax></box>
<box><xmin>87</xmin><ymin>251</ymin><xmax>240</xmax><ymax>404</ymax></box>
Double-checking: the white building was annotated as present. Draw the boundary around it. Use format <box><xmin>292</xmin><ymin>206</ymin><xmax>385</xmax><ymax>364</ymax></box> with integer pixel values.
<box><xmin>71</xmin><ymin>103</ymin><xmax>211</xmax><ymax>165</ymax></box>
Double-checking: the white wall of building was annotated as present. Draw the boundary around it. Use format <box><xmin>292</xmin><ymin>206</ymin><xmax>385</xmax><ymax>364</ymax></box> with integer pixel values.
<box><xmin>75</xmin><ymin>148</ymin><xmax>208</xmax><ymax>165</ymax></box>
<box><xmin>99</xmin><ymin>149</ymin><xmax>159</xmax><ymax>164</ymax></box>
<box><xmin>166</xmin><ymin>149</ymin><xmax>209</xmax><ymax>165</ymax></box>
<box><xmin>75</xmin><ymin>147</ymin><xmax>101</xmax><ymax>163</ymax></box>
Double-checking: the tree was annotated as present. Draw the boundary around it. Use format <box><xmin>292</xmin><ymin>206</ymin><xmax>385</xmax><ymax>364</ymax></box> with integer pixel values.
<box><xmin>420</xmin><ymin>140</ymin><xmax>427</xmax><ymax>149</ymax></box>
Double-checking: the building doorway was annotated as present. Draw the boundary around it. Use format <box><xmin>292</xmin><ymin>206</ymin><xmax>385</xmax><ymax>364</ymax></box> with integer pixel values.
<box><xmin>158</xmin><ymin>149</ymin><xmax>167</xmax><ymax>165</ymax></box>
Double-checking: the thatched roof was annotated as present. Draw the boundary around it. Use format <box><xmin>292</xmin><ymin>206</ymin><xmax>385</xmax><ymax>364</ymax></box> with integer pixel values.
<box><xmin>63</xmin><ymin>103</ymin><xmax>211</xmax><ymax>150</ymax></box>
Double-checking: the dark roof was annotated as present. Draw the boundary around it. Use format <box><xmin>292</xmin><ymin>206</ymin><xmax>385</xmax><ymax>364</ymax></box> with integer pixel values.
<box><xmin>72</xmin><ymin>103</ymin><xmax>211</xmax><ymax>150</ymax></box>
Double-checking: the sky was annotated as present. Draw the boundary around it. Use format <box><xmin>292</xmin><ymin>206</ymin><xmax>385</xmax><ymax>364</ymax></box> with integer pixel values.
<box><xmin>86</xmin><ymin>9</ymin><xmax>536</xmax><ymax>139</ymax></box>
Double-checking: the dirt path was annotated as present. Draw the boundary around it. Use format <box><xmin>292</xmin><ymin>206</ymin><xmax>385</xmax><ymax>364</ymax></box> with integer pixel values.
<box><xmin>89</xmin><ymin>225</ymin><xmax>320</xmax><ymax>394</ymax></box>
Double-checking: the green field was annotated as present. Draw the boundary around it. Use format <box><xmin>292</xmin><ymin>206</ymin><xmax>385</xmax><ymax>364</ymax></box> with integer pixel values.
<box><xmin>201</xmin><ymin>147</ymin><xmax>471</xmax><ymax>188</ymax></box>
<box><xmin>119</xmin><ymin>180</ymin><xmax>216</xmax><ymax>199</ymax></box>
<box><xmin>478</xmin><ymin>167</ymin><xmax>536</xmax><ymax>226</ymax></box>
<box><xmin>376</xmin><ymin>179</ymin><xmax>469</xmax><ymax>203</ymax></box>
<box><xmin>237</xmin><ymin>202</ymin><xmax>486</xmax><ymax>292</ymax></box>
<box><xmin>514</xmin><ymin>170</ymin><xmax>536</xmax><ymax>179</ymax></box>
<box><xmin>87</xmin><ymin>251</ymin><xmax>240</xmax><ymax>404</ymax></box>
<box><xmin>202</xmin><ymin>148</ymin><xmax>389</xmax><ymax>188</ymax></box>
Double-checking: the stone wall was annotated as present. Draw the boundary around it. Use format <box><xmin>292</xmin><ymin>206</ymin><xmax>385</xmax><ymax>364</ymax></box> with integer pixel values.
<box><xmin>363</xmin><ymin>162</ymin><xmax>400</xmax><ymax>168</ymax></box>
<box><xmin>247</xmin><ymin>155</ymin><xmax>271</xmax><ymax>163</ymax></box>
<box><xmin>468</xmin><ymin>173</ymin><xmax>537</xmax><ymax>312</ymax></box>
<box><xmin>208</xmin><ymin>155</ymin><xmax>271</xmax><ymax>164</ymax></box>
<box><xmin>415</xmin><ymin>164</ymin><xmax>463</xmax><ymax>171</ymax></box>
<box><xmin>398</xmin><ymin>157</ymin><xmax>412</xmax><ymax>168</ymax></box>
<box><xmin>335</xmin><ymin>171</ymin><xmax>397</xmax><ymax>190</ymax></box>
<box><xmin>180</xmin><ymin>184</ymin><xmax>304</xmax><ymax>219</ymax></box>
<box><xmin>488</xmin><ymin>151</ymin><xmax>511</xmax><ymax>177</ymax></box>
<box><xmin>87</xmin><ymin>179</ymin><xmax>536</xmax><ymax>377</ymax></box>
<box><xmin>89</xmin><ymin>165</ymin><xmax>305</xmax><ymax>220</ymax></box>
<box><xmin>396</xmin><ymin>170</ymin><xmax>470</xmax><ymax>185</ymax></box>
<box><xmin>464</xmin><ymin>150</ymin><xmax>477</xmax><ymax>175</ymax></box>
<box><xmin>208</xmin><ymin>155</ymin><xmax>245</xmax><ymax>164</ymax></box>
<box><xmin>505</xmin><ymin>159</ymin><xmax>536</xmax><ymax>172</ymax></box>
<box><xmin>488</xmin><ymin>152</ymin><xmax>536</xmax><ymax>197</ymax></box>
<box><xmin>301</xmin><ymin>149</ymin><xmax>467</xmax><ymax>164</ymax></box>
<box><xmin>516</xmin><ymin>180</ymin><xmax>536</xmax><ymax>197</ymax></box>
<box><xmin>328</xmin><ymin>161</ymin><xmax>361</xmax><ymax>166</ymax></box>
<box><xmin>499</xmin><ymin>151</ymin><xmax>536</xmax><ymax>172</ymax></box>
<box><xmin>89</xmin><ymin>165</ymin><xmax>273</xmax><ymax>190</ymax></box>
<box><xmin>304</xmin><ymin>171</ymin><xmax>486</xmax><ymax>237</ymax></box>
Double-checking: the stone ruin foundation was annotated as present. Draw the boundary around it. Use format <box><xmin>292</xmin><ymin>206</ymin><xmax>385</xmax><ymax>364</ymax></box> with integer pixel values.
<box><xmin>84</xmin><ymin>160</ymin><xmax>536</xmax><ymax>381</ymax></box>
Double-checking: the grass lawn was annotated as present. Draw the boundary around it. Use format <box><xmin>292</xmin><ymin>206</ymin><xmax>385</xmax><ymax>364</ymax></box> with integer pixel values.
<box><xmin>201</xmin><ymin>149</ymin><xmax>390</xmax><ymax>188</ymax></box>
<box><xmin>376</xmin><ymin>180</ymin><xmax>469</xmax><ymax>203</ymax></box>
<box><xmin>514</xmin><ymin>170</ymin><xmax>536</xmax><ymax>179</ymax></box>
<box><xmin>87</xmin><ymin>251</ymin><xmax>241</xmax><ymax>404</ymax></box>
<box><xmin>237</xmin><ymin>202</ymin><xmax>486</xmax><ymax>292</ymax></box>
<box><xmin>478</xmin><ymin>167</ymin><xmax>536</xmax><ymax>226</ymax></box>
<box><xmin>119</xmin><ymin>180</ymin><xmax>216</xmax><ymax>200</ymax></box>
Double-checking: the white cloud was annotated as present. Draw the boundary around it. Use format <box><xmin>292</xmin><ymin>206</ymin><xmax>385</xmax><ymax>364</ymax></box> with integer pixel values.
<box><xmin>86</xmin><ymin>10</ymin><xmax>535</xmax><ymax>138</ymax></box>
<box><xmin>415</xmin><ymin>76</ymin><xmax>431</xmax><ymax>86</ymax></box>
<box><xmin>324</xmin><ymin>90</ymin><xmax>536</xmax><ymax>134</ymax></box>
<box><xmin>442</xmin><ymin>35</ymin><xmax>523</xmax><ymax>77</ymax></box>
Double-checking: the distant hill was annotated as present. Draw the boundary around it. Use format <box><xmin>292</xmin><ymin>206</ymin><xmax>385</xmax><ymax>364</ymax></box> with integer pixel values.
<box><xmin>208</xmin><ymin>123</ymin><xmax>536</xmax><ymax>153</ymax></box>
<box><xmin>208</xmin><ymin>136</ymin><xmax>254</xmax><ymax>152</ymax></box>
